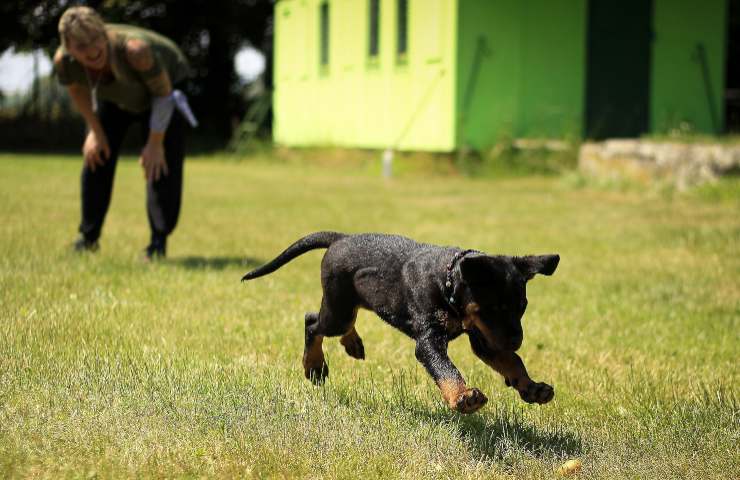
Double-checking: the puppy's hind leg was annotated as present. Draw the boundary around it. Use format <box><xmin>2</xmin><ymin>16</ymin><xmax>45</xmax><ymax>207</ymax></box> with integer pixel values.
<box><xmin>339</xmin><ymin>314</ymin><xmax>365</xmax><ymax>360</ymax></box>
<box><xmin>304</xmin><ymin>312</ymin><xmax>328</xmax><ymax>385</ymax></box>
<box><xmin>341</xmin><ymin>266</ymin><xmax>391</xmax><ymax>361</ymax></box>
<box><xmin>304</xmin><ymin>287</ymin><xmax>361</xmax><ymax>384</ymax></box>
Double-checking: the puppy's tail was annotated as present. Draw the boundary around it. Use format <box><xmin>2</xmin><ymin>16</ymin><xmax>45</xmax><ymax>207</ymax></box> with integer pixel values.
<box><xmin>241</xmin><ymin>231</ymin><xmax>346</xmax><ymax>281</ymax></box>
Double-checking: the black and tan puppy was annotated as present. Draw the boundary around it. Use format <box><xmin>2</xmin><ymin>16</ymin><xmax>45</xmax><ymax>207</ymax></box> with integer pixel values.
<box><xmin>242</xmin><ymin>231</ymin><xmax>559</xmax><ymax>414</ymax></box>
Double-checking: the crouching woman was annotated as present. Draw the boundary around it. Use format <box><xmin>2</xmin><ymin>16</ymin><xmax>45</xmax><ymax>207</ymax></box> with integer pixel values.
<box><xmin>54</xmin><ymin>6</ymin><xmax>197</xmax><ymax>259</ymax></box>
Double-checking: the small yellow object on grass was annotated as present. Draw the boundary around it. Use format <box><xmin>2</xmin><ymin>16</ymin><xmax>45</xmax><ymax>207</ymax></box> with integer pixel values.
<box><xmin>556</xmin><ymin>459</ymin><xmax>582</xmax><ymax>476</ymax></box>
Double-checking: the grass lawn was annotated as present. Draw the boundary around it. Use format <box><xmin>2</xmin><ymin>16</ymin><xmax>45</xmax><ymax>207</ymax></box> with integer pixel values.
<box><xmin>0</xmin><ymin>152</ymin><xmax>738</xmax><ymax>479</ymax></box>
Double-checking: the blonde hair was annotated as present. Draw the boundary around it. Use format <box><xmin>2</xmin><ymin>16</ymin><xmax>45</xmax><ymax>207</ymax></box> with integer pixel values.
<box><xmin>58</xmin><ymin>6</ymin><xmax>106</xmax><ymax>48</ymax></box>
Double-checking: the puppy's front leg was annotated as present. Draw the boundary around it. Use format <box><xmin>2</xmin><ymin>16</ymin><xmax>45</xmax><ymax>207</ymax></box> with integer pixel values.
<box><xmin>415</xmin><ymin>333</ymin><xmax>488</xmax><ymax>413</ymax></box>
<box><xmin>471</xmin><ymin>345</ymin><xmax>554</xmax><ymax>404</ymax></box>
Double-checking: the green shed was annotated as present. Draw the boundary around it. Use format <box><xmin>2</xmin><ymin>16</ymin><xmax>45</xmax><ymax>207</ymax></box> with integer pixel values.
<box><xmin>273</xmin><ymin>0</ymin><xmax>731</xmax><ymax>152</ymax></box>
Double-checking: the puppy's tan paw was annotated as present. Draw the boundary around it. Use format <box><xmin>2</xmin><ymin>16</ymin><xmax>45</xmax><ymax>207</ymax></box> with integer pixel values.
<box><xmin>517</xmin><ymin>381</ymin><xmax>554</xmax><ymax>404</ymax></box>
<box><xmin>455</xmin><ymin>388</ymin><xmax>488</xmax><ymax>414</ymax></box>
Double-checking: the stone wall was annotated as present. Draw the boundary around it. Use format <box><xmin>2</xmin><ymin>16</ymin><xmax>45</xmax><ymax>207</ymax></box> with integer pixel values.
<box><xmin>579</xmin><ymin>140</ymin><xmax>740</xmax><ymax>189</ymax></box>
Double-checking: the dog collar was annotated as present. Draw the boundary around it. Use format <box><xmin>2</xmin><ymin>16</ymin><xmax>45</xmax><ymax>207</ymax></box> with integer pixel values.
<box><xmin>443</xmin><ymin>249</ymin><xmax>479</xmax><ymax>317</ymax></box>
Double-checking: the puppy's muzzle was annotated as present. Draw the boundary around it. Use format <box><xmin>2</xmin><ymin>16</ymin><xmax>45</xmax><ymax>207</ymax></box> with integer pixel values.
<box><xmin>507</xmin><ymin>333</ymin><xmax>523</xmax><ymax>351</ymax></box>
<box><xmin>476</xmin><ymin>328</ymin><xmax>523</xmax><ymax>352</ymax></box>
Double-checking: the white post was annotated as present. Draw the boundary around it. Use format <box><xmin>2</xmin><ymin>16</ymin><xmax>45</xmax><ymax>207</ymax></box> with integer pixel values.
<box><xmin>382</xmin><ymin>148</ymin><xmax>393</xmax><ymax>178</ymax></box>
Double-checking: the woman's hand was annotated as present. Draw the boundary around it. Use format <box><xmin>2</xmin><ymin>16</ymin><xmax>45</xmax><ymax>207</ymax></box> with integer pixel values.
<box><xmin>139</xmin><ymin>140</ymin><xmax>168</xmax><ymax>182</ymax></box>
<box><xmin>82</xmin><ymin>129</ymin><xmax>110</xmax><ymax>171</ymax></box>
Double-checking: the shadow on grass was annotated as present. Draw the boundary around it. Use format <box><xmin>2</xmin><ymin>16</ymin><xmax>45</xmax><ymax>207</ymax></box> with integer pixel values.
<box><xmin>450</xmin><ymin>407</ymin><xmax>583</xmax><ymax>461</ymax></box>
<box><xmin>167</xmin><ymin>256</ymin><xmax>264</xmax><ymax>271</ymax></box>
<box><xmin>401</xmin><ymin>403</ymin><xmax>583</xmax><ymax>462</ymax></box>
<box><xmin>331</xmin><ymin>380</ymin><xmax>583</xmax><ymax>461</ymax></box>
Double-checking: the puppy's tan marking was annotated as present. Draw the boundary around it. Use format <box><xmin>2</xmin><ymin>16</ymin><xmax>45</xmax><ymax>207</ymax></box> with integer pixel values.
<box><xmin>303</xmin><ymin>335</ymin><xmax>325</xmax><ymax>376</ymax></box>
<box><xmin>338</xmin><ymin>308</ymin><xmax>365</xmax><ymax>359</ymax></box>
<box><xmin>464</xmin><ymin>302</ymin><xmax>498</xmax><ymax>349</ymax></box>
<box><xmin>340</xmin><ymin>327</ymin><xmax>360</xmax><ymax>347</ymax></box>
<box><xmin>437</xmin><ymin>378</ymin><xmax>467</xmax><ymax>408</ymax></box>
<box><xmin>437</xmin><ymin>378</ymin><xmax>488</xmax><ymax>413</ymax></box>
<box><xmin>339</xmin><ymin>326</ymin><xmax>365</xmax><ymax>359</ymax></box>
<box><xmin>462</xmin><ymin>302</ymin><xmax>480</xmax><ymax>330</ymax></box>
<box><xmin>475</xmin><ymin>350</ymin><xmax>551</xmax><ymax>402</ymax></box>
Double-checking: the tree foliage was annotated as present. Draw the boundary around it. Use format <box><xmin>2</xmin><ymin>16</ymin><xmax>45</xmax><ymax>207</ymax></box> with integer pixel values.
<box><xmin>1</xmin><ymin>0</ymin><xmax>274</xmax><ymax>146</ymax></box>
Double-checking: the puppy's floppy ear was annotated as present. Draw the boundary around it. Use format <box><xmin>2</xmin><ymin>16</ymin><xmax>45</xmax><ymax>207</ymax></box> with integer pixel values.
<box><xmin>514</xmin><ymin>254</ymin><xmax>560</xmax><ymax>280</ymax></box>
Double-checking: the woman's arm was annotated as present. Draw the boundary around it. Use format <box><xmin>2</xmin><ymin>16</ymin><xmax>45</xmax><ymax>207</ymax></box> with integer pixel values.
<box><xmin>126</xmin><ymin>38</ymin><xmax>173</xmax><ymax>139</ymax></box>
<box><xmin>67</xmin><ymin>83</ymin><xmax>106</xmax><ymax>139</ymax></box>
<box><xmin>126</xmin><ymin>38</ymin><xmax>172</xmax><ymax>181</ymax></box>
<box><xmin>55</xmin><ymin>50</ymin><xmax>110</xmax><ymax>169</ymax></box>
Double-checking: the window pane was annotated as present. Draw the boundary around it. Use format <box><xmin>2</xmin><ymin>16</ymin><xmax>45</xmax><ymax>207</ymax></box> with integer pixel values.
<box><xmin>320</xmin><ymin>2</ymin><xmax>329</xmax><ymax>66</ymax></box>
<box><xmin>397</xmin><ymin>0</ymin><xmax>408</xmax><ymax>56</ymax></box>
<box><xmin>369</xmin><ymin>0</ymin><xmax>380</xmax><ymax>57</ymax></box>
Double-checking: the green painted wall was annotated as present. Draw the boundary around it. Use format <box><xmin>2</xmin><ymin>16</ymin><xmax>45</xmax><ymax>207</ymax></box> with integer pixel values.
<box><xmin>456</xmin><ymin>0</ymin><xmax>521</xmax><ymax>149</ymax></box>
<box><xmin>518</xmin><ymin>0</ymin><xmax>586</xmax><ymax>139</ymax></box>
<box><xmin>651</xmin><ymin>0</ymin><xmax>727</xmax><ymax>134</ymax></box>
<box><xmin>274</xmin><ymin>0</ymin><xmax>728</xmax><ymax>152</ymax></box>
<box><xmin>274</xmin><ymin>0</ymin><xmax>458</xmax><ymax>151</ymax></box>
<box><xmin>456</xmin><ymin>0</ymin><xmax>586</xmax><ymax>150</ymax></box>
